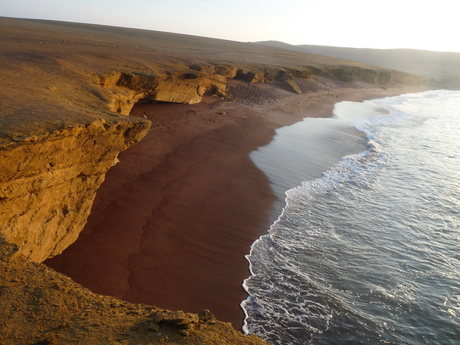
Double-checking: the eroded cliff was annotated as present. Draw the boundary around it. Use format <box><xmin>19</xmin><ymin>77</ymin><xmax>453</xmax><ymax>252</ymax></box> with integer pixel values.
<box><xmin>95</xmin><ymin>64</ymin><xmax>423</xmax><ymax>117</ymax></box>
<box><xmin>0</xmin><ymin>118</ymin><xmax>150</xmax><ymax>262</ymax></box>
<box><xmin>96</xmin><ymin>65</ymin><xmax>238</xmax><ymax>115</ymax></box>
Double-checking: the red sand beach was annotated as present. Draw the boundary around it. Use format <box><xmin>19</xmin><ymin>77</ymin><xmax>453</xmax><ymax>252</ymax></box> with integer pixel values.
<box><xmin>46</xmin><ymin>79</ymin><xmax>422</xmax><ymax>329</ymax></box>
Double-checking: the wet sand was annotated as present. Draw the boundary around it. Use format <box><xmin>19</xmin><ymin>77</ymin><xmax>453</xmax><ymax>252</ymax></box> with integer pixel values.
<box><xmin>45</xmin><ymin>79</ymin><xmax>422</xmax><ymax>329</ymax></box>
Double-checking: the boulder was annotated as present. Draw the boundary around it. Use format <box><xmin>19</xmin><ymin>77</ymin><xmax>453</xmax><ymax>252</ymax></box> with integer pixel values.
<box><xmin>281</xmin><ymin>79</ymin><xmax>302</xmax><ymax>94</ymax></box>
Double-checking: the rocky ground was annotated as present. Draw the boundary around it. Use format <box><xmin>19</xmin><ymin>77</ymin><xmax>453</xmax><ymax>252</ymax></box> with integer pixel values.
<box><xmin>0</xmin><ymin>238</ymin><xmax>267</xmax><ymax>345</ymax></box>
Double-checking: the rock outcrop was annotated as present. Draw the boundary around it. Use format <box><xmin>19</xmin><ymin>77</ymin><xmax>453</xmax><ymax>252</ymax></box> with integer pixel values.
<box><xmin>97</xmin><ymin>65</ymin><xmax>239</xmax><ymax>115</ymax></box>
<box><xmin>278</xmin><ymin>71</ymin><xmax>303</xmax><ymax>94</ymax></box>
<box><xmin>97</xmin><ymin>65</ymin><xmax>310</xmax><ymax>116</ymax></box>
<box><xmin>92</xmin><ymin>61</ymin><xmax>424</xmax><ymax>118</ymax></box>
<box><xmin>0</xmin><ymin>238</ymin><xmax>268</xmax><ymax>345</ymax></box>
<box><xmin>0</xmin><ymin>118</ymin><xmax>150</xmax><ymax>263</ymax></box>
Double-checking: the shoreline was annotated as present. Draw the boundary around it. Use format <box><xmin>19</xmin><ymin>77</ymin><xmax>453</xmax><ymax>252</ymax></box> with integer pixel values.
<box><xmin>45</xmin><ymin>80</ymin><xmax>425</xmax><ymax>329</ymax></box>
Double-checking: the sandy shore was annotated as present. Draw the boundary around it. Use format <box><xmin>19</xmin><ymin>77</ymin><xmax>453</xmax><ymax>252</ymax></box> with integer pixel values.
<box><xmin>45</xmin><ymin>78</ymin><xmax>423</xmax><ymax>329</ymax></box>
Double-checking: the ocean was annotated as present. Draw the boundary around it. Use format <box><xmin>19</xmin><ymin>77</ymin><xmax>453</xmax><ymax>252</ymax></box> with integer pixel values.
<box><xmin>242</xmin><ymin>90</ymin><xmax>460</xmax><ymax>344</ymax></box>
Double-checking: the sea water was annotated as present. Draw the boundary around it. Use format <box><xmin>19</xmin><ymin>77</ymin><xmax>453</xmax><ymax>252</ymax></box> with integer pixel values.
<box><xmin>242</xmin><ymin>90</ymin><xmax>460</xmax><ymax>344</ymax></box>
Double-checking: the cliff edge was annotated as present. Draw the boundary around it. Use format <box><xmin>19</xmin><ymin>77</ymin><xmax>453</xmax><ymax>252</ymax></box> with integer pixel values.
<box><xmin>0</xmin><ymin>238</ymin><xmax>266</xmax><ymax>345</ymax></box>
<box><xmin>0</xmin><ymin>17</ymin><xmax>425</xmax><ymax>344</ymax></box>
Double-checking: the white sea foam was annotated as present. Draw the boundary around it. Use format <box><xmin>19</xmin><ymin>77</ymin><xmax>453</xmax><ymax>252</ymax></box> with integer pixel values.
<box><xmin>243</xmin><ymin>90</ymin><xmax>460</xmax><ymax>344</ymax></box>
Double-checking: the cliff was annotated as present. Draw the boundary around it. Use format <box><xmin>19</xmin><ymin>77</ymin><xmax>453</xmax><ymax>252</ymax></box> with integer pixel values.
<box><xmin>0</xmin><ymin>119</ymin><xmax>149</xmax><ymax>263</ymax></box>
<box><xmin>0</xmin><ymin>17</ymin><xmax>425</xmax><ymax>344</ymax></box>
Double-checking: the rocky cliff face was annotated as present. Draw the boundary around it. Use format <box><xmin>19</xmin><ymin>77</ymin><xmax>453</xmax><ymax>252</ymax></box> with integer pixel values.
<box><xmin>94</xmin><ymin>65</ymin><xmax>307</xmax><ymax>117</ymax></box>
<box><xmin>94</xmin><ymin>64</ymin><xmax>423</xmax><ymax>118</ymax></box>
<box><xmin>0</xmin><ymin>118</ymin><xmax>150</xmax><ymax>263</ymax></box>
<box><xmin>97</xmin><ymin>65</ymin><xmax>238</xmax><ymax>115</ymax></box>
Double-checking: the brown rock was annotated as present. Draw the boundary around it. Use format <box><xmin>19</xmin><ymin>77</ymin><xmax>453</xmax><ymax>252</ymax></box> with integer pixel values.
<box><xmin>278</xmin><ymin>71</ymin><xmax>293</xmax><ymax>82</ymax></box>
<box><xmin>198</xmin><ymin>309</ymin><xmax>217</xmax><ymax>324</ymax></box>
<box><xmin>148</xmin><ymin>322</ymin><xmax>160</xmax><ymax>332</ymax></box>
<box><xmin>281</xmin><ymin>79</ymin><xmax>302</xmax><ymax>94</ymax></box>
<box><xmin>150</xmin><ymin>311</ymin><xmax>164</xmax><ymax>324</ymax></box>
<box><xmin>178</xmin><ymin>329</ymin><xmax>190</xmax><ymax>336</ymax></box>
<box><xmin>197</xmin><ymin>85</ymin><xmax>206</xmax><ymax>97</ymax></box>
<box><xmin>161</xmin><ymin>310</ymin><xmax>199</xmax><ymax>326</ymax></box>
<box><xmin>0</xmin><ymin>119</ymin><xmax>150</xmax><ymax>263</ymax></box>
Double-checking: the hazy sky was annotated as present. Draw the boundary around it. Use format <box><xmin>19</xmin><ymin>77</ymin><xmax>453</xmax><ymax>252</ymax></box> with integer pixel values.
<box><xmin>2</xmin><ymin>0</ymin><xmax>459</xmax><ymax>52</ymax></box>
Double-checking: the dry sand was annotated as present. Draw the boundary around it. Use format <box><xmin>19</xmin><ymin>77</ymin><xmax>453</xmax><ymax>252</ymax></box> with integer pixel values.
<box><xmin>46</xmin><ymin>79</ymin><xmax>424</xmax><ymax>329</ymax></box>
